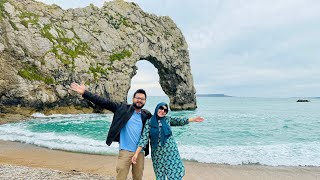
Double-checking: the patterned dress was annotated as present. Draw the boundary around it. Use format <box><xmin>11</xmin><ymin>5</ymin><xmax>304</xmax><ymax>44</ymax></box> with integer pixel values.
<box><xmin>138</xmin><ymin>116</ymin><xmax>189</xmax><ymax>180</ymax></box>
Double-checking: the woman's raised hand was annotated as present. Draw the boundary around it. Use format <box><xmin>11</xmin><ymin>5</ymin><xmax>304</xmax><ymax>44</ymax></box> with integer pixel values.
<box><xmin>188</xmin><ymin>116</ymin><xmax>204</xmax><ymax>123</ymax></box>
<box><xmin>132</xmin><ymin>154</ymin><xmax>138</xmax><ymax>164</ymax></box>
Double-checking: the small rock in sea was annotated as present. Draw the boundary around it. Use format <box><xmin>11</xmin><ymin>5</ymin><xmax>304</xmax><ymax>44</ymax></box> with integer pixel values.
<box><xmin>296</xmin><ymin>99</ymin><xmax>310</xmax><ymax>102</ymax></box>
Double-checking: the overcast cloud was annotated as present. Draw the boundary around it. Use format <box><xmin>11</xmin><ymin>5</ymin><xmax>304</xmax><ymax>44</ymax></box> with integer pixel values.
<box><xmin>38</xmin><ymin>0</ymin><xmax>320</xmax><ymax>97</ymax></box>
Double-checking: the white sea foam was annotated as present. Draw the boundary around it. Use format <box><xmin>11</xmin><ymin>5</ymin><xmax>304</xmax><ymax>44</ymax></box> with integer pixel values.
<box><xmin>0</xmin><ymin>124</ymin><xmax>118</xmax><ymax>155</ymax></box>
<box><xmin>30</xmin><ymin>113</ymin><xmax>113</xmax><ymax>123</ymax></box>
<box><xmin>31</xmin><ymin>113</ymin><xmax>76</xmax><ymax>118</ymax></box>
<box><xmin>178</xmin><ymin>143</ymin><xmax>320</xmax><ymax>166</ymax></box>
<box><xmin>1</xmin><ymin>121</ymin><xmax>319</xmax><ymax>166</ymax></box>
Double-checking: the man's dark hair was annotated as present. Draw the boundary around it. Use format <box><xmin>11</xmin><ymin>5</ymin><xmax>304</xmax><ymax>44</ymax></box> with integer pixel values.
<box><xmin>133</xmin><ymin>89</ymin><xmax>147</xmax><ymax>99</ymax></box>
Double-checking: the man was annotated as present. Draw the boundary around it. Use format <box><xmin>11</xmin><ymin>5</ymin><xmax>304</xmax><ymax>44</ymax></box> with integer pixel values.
<box><xmin>70</xmin><ymin>82</ymin><xmax>152</xmax><ymax>180</ymax></box>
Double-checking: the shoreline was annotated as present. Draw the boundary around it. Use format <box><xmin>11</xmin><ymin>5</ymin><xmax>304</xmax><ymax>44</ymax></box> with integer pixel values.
<box><xmin>0</xmin><ymin>105</ymin><xmax>112</xmax><ymax>125</ymax></box>
<box><xmin>1</xmin><ymin>140</ymin><xmax>320</xmax><ymax>180</ymax></box>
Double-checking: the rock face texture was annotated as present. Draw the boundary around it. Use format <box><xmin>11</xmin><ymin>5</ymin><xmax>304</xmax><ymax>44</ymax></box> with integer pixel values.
<box><xmin>0</xmin><ymin>0</ymin><xmax>197</xmax><ymax>111</ymax></box>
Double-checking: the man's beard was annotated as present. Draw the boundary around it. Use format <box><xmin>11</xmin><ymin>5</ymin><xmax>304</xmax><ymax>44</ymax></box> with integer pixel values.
<box><xmin>133</xmin><ymin>103</ymin><xmax>144</xmax><ymax>109</ymax></box>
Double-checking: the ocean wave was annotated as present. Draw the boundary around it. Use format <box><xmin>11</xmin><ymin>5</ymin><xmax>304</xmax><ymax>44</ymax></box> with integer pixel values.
<box><xmin>1</xmin><ymin>122</ymin><xmax>319</xmax><ymax>166</ymax></box>
<box><xmin>31</xmin><ymin>113</ymin><xmax>78</xmax><ymax>118</ymax></box>
<box><xmin>0</xmin><ymin>124</ymin><xmax>118</xmax><ymax>155</ymax></box>
<box><xmin>31</xmin><ymin>113</ymin><xmax>110</xmax><ymax>118</ymax></box>
<box><xmin>178</xmin><ymin>143</ymin><xmax>320</xmax><ymax>166</ymax></box>
<box><xmin>29</xmin><ymin>114</ymin><xmax>113</xmax><ymax>124</ymax></box>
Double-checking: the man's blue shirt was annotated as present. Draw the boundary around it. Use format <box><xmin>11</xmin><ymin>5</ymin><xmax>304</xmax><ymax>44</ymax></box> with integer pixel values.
<box><xmin>119</xmin><ymin>111</ymin><xmax>143</xmax><ymax>152</ymax></box>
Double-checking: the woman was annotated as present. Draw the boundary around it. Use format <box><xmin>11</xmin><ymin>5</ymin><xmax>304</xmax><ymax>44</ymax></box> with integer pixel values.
<box><xmin>132</xmin><ymin>102</ymin><xmax>204</xmax><ymax>180</ymax></box>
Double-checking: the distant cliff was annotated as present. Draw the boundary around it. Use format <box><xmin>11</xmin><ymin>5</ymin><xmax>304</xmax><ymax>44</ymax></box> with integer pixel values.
<box><xmin>0</xmin><ymin>0</ymin><xmax>197</xmax><ymax>113</ymax></box>
<box><xmin>197</xmin><ymin>94</ymin><xmax>232</xmax><ymax>97</ymax></box>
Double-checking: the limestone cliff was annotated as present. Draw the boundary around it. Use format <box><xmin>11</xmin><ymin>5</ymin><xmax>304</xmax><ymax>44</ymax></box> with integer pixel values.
<box><xmin>0</xmin><ymin>0</ymin><xmax>197</xmax><ymax>111</ymax></box>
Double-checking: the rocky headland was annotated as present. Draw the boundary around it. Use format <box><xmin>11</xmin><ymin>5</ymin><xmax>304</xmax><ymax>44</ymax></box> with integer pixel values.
<box><xmin>0</xmin><ymin>0</ymin><xmax>197</xmax><ymax>121</ymax></box>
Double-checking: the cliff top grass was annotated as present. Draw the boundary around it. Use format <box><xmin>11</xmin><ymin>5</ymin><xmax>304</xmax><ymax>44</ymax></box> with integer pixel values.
<box><xmin>0</xmin><ymin>0</ymin><xmax>8</xmax><ymax>22</ymax></box>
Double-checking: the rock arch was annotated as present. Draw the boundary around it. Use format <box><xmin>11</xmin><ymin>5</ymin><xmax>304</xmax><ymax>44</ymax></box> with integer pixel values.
<box><xmin>0</xmin><ymin>0</ymin><xmax>197</xmax><ymax>111</ymax></box>
<box><xmin>138</xmin><ymin>56</ymin><xmax>197</xmax><ymax>110</ymax></box>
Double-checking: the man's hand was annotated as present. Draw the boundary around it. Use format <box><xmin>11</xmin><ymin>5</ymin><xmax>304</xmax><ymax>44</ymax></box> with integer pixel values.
<box><xmin>70</xmin><ymin>82</ymin><xmax>86</xmax><ymax>95</ymax></box>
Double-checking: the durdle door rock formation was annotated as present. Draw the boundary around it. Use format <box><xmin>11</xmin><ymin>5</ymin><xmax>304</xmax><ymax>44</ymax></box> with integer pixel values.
<box><xmin>0</xmin><ymin>0</ymin><xmax>197</xmax><ymax>114</ymax></box>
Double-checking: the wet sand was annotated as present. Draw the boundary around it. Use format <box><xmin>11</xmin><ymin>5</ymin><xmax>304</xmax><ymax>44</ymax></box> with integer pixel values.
<box><xmin>0</xmin><ymin>140</ymin><xmax>320</xmax><ymax>180</ymax></box>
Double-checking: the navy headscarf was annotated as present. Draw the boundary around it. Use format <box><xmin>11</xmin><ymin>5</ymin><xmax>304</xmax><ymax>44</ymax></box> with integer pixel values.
<box><xmin>150</xmin><ymin>102</ymin><xmax>172</xmax><ymax>149</ymax></box>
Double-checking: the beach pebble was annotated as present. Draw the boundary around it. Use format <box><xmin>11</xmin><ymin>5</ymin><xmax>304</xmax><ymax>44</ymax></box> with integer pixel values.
<box><xmin>0</xmin><ymin>164</ymin><xmax>117</xmax><ymax>180</ymax></box>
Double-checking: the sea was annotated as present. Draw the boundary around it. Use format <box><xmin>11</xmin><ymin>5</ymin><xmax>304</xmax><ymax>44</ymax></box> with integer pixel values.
<box><xmin>0</xmin><ymin>96</ymin><xmax>319</xmax><ymax>167</ymax></box>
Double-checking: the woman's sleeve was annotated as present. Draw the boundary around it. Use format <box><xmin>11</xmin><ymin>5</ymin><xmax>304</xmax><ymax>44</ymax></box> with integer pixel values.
<box><xmin>138</xmin><ymin>118</ymin><xmax>151</xmax><ymax>148</ymax></box>
<box><xmin>167</xmin><ymin>116</ymin><xmax>189</xmax><ymax>126</ymax></box>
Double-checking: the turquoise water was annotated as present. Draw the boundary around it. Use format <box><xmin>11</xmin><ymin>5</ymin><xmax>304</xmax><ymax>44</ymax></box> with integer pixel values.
<box><xmin>1</xmin><ymin>97</ymin><xmax>320</xmax><ymax>166</ymax></box>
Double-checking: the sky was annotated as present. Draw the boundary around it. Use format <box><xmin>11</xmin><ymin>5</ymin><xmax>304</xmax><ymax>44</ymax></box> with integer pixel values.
<box><xmin>37</xmin><ymin>0</ymin><xmax>320</xmax><ymax>97</ymax></box>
